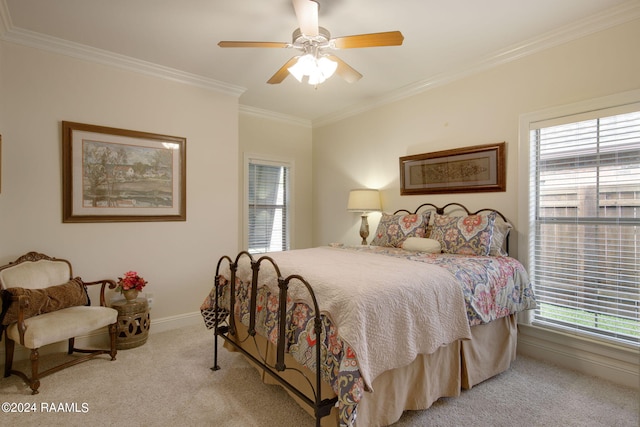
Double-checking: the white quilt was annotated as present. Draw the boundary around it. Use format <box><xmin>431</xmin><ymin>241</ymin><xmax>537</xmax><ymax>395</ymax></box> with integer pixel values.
<box><xmin>230</xmin><ymin>247</ymin><xmax>472</xmax><ymax>389</ymax></box>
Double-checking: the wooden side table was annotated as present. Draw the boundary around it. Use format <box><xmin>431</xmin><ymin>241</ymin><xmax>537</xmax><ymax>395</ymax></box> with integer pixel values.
<box><xmin>111</xmin><ymin>298</ymin><xmax>150</xmax><ymax>350</ymax></box>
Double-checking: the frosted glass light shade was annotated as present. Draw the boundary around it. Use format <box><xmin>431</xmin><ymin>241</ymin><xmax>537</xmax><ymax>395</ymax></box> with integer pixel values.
<box><xmin>347</xmin><ymin>189</ymin><xmax>381</xmax><ymax>212</ymax></box>
<box><xmin>317</xmin><ymin>56</ymin><xmax>337</xmax><ymax>78</ymax></box>
<box><xmin>288</xmin><ymin>54</ymin><xmax>314</xmax><ymax>82</ymax></box>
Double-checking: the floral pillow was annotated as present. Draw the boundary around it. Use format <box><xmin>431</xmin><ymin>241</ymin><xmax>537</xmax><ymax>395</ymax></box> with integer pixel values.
<box><xmin>430</xmin><ymin>212</ymin><xmax>497</xmax><ymax>256</ymax></box>
<box><xmin>370</xmin><ymin>212</ymin><xmax>431</xmax><ymax>247</ymax></box>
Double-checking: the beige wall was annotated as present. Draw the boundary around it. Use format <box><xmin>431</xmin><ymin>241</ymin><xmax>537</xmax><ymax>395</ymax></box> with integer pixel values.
<box><xmin>0</xmin><ymin>41</ymin><xmax>240</xmax><ymax>321</ymax></box>
<box><xmin>312</xmin><ymin>19</ymin><xmax>640</xmax><ymax>254</ymax></box>
<box><xmin>239</xmin><ymin>113</ymin><xmax>313</xmax><ymax>250</ymax></box>
<box><xmin>1</xmin><ymin>15</ymin><xmax>638</xmax><ymax>361</ymax></box>
<box><xmin>0</xmin><ymin>12</ymin><xmax>637</xmax><ymax>385</ymax></box>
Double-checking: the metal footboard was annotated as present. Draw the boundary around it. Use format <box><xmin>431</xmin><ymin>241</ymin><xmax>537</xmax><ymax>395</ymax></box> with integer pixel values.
<box><xmin>210</xmin><ymin>251</ymin><xmax>338</xmax><ymax>426</ymax></box>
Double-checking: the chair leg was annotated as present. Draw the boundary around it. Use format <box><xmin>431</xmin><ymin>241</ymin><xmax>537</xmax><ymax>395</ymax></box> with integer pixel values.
<box><xmin>4</xmin><ymin>335</ymin><xmax>15</xmax><ymax>377</ymax></box>
<box><xmin>108</xmin><ymin>323</ymin><xmax>117</xmax><ymax>360</ymax></box>
<box><xmin>29</xmin><ymin>348</ymin><xmax>41</xmax><ymax>395</ymax></box>
<box><xmin>68</xmin><ymin>337</ymin><xmax>75</xmax><ymax>355</ymax></box>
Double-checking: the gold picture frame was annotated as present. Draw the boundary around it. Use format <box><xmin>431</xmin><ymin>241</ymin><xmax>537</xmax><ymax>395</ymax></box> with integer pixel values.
<box><xmin>62</xmin><ymin>121</ymin><xmax>186</xmax><ymax>222</ymax></box>
<box><xmin>400</xmin><ymin>142</ymin><xmax>506</xmax><ymax>195</ymax></box>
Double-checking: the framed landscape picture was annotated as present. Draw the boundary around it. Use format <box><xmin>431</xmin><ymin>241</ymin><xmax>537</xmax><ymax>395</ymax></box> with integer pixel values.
<box><xmin>62</xmin><ymin>121</ymin><xmax>186</xmax><ymax>222</ymax></box>
<box><xmin>400</xmin><ymin>142</ymin><xmax>506</xmax><ymax>195</ymax></box>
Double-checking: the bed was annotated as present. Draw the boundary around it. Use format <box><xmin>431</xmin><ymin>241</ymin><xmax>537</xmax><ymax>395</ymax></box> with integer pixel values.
<box><xmin>201</xmin><ymin>203</ymin><xmax>537</xmax><ymax>427</ymax></box>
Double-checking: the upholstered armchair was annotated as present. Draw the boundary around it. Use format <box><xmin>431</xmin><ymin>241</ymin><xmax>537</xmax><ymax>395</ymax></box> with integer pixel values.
<box><xmin>0</xmin><ymin>252</ymin><xmax>118</xmax><ymax>394</ymax></box>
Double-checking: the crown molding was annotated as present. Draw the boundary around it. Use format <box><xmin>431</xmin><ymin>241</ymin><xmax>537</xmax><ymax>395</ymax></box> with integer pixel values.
<box><xmin>2</xmin><ymin>27</ymin><xmax>246</xmax><ymax>97</ymax></box>
<box><xmin>0</xmin><ymin>2</ymin><xmax>245</xmax><ymax>98</ymax></box>
<box><xmin>313</xmin><ymin>0</ymin><xmax>640</xmax><ymax>128</ymax></box>
<box><xmin>239</xmin><ymin>105</ymin><xmax>311</xmax><ymax>128</ymax></box>
<box><xmin>1</xmin><ymin>0</ymin><xmax>638</xmax><ymax>127</ymax></box>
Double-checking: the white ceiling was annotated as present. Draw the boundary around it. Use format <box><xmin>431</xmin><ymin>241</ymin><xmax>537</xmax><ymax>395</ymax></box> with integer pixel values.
<box><xmin>1</xmin><ymin>0</ymin><xmax>638</xmax><ymax>125</ymax></box>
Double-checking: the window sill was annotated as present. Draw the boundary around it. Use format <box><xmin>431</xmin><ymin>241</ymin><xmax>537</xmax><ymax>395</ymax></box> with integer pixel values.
<box><xmin>517</xmin><ymin>323</ymin><xmax>639</xmax><ymax>389</ymax></box>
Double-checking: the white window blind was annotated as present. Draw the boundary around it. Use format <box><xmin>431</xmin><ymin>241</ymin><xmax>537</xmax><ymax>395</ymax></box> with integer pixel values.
<box><xmin>247</xmin><ymin>159</ymin><xmax>290</xmax><ymax>254</ymax></box>
<box><xmin>529</xmin><ymin>108</ymin><xmax>640</xmax><ymax>347</ymax></box>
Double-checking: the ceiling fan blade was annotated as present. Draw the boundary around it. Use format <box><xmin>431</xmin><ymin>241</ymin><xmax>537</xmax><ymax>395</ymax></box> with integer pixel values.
<box><xmin>332</xmin><ymin>31</ymin><xmax>404</xmax><ymax>49</ymax></box>
<box><xmin>218</xmin><ymin>41</ymin><xmax>289</xmax><ymax>48</ymax></box>
<box><xmin>326</xmin><ymin>55</ymin><xmax>362</xmax><ymax>83</ymax></box>
<box><xmin>292</xmin><ymin>0</ymin><xmax>319</xmax><ymax>37</ymax></box>
<box><xmin>267</xmin><ymin>57</ymin><xmax>299</xmax><ymax>84</ymax></box>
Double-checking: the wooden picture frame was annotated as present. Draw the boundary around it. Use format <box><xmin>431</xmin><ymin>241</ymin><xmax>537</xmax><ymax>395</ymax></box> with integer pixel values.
<box><xmin>400</xmin><ymin>142</ymin><xmax>506</xmax><ymax>195</ymax></box>
<box><xmin>62</xmin><ymin>121</ymin><xmax>186</xmax><ymax>222</ymax></box>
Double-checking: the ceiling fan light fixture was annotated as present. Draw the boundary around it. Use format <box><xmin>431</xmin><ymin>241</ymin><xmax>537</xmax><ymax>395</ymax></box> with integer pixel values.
<box><xmin>220</xmin><ymin>1</ymin><xmax>403</xmax><ymax>85</ymax></box>
<box><xmin>287</xmin><ymin>53</ymin><xmax>337</xmax><ymax>85</ymax></box>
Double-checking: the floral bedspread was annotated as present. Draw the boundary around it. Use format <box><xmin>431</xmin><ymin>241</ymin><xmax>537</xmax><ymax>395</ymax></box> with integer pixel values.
<box><xmin>346</xmin><ymin>245</ymin><xmax>537</xmax><ymax>326</ymax></box>
<box><xmin>201</xmin><ymin>246</ymin><xmax>536</xmax><ymax>427</ymax></box>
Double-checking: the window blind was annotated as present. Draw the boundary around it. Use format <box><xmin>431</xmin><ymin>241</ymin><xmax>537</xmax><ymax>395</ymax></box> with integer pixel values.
<box><xmin>530</xmin><ymin>109</ymin><xmax>640</xmax><ymax>346</ymax></box>
<box><xmin>247</xmin><ymin>160</ymin><xmax>290</xmax><ymax>254</ymax></box>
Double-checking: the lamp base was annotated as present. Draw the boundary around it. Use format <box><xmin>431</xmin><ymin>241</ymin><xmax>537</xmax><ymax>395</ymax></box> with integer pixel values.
<box><xmin>359</xmin><ymin>215</ymin><xmax>369</xmax><ymax>245</ymax></box>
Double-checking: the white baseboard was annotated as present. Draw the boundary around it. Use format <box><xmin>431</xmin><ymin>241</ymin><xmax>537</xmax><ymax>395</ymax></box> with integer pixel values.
<box><xmin>517</xmin><ymin>324</ymin><xmax>639</xmax><ymax>390</ymax></box>
<box><xmin>0</xmin><ymin>311</ymin><xmax>204</xmax><ymax>365</ymax></box>
<box><xmin>145</xmin><ymin>310</ymin><xmax>203</xmax><ymax>334</ymax></box>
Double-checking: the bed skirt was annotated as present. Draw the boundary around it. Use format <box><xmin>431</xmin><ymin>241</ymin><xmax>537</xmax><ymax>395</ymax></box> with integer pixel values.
<box><xmin>223</xmin><ymin>314</ymin><xmax>517</xmax><ymax>427</ymax></box>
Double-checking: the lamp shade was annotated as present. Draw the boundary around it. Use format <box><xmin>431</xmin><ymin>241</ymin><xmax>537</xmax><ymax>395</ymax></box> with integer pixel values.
<box><xmin>347</xmin><ymin>189</ymin><xmax>381</xmax><ymax>212</ymax></box>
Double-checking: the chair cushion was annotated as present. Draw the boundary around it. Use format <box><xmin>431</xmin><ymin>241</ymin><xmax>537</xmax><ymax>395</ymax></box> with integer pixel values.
<box><xmin>5</xmin><ymin>306</ymin><xmax>118</xmax><ymax>348</ymax></box>
<box><xmin>1</xmin><ymin>277</ymin><xmax>89</xmax><ymax>326</ymax></box>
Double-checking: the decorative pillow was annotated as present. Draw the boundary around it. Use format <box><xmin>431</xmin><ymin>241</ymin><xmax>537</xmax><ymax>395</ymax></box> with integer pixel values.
<box><xmin>490</xmin><ymin>216</ymin><xmax>512</xmax><ymax>256</ymax></box>
<box><xmin>0</xmin><ymin>277</ymin><xmax>89</xmax><ymax>326</ymax></box>
<box><xmin>430</xmin><ymin>212</ymin><xmax>497</xmax><ymax>256</ymax></box>
<box><xmin>370</xmin><ymin>212</ymin><xmax>431</xmax><ymax>247</ymax></box>
<box><xmin>402</xmin><ymin>237</ymin><xmax>442</xmax><ymax>253</ymax></box>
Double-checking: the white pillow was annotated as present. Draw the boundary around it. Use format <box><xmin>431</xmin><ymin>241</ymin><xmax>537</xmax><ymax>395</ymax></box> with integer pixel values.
<box><xmin>402</xmin><ymin>237</ymin><xmax>442</xmax><ymax>253</ymax></box>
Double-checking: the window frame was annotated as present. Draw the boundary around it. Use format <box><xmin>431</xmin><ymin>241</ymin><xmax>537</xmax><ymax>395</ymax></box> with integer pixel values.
<box><xmin>243</xmin><ymin>153</ymin><xmax>294</xmax><ymax>254</ymax></box>
<box><xmin>518</xmin><ymin>89</ymin><xmax>640</xmax><ymax>348</ymax></box>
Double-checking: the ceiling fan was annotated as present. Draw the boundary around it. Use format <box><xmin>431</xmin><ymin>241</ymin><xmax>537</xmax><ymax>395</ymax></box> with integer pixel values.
<box><xmin>218</xmin><ymin>0</ymin><xmax>404</xmax><ymax>85</ymax></box>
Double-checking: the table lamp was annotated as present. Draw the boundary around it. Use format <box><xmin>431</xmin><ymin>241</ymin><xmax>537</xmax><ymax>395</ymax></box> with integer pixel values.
<box><xmin>347</xmin><ymin>189</ymin><xmax>381</xmax><ymax>245</ymax></box>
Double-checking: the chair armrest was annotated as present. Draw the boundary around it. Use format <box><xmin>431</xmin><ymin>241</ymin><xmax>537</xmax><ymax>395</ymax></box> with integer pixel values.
<box><xmin>83</xmin><ymin>279</ymin><xmax>117</xmax><ymax>307</ymax></box>
<box><xmin>12</xmin><ymin>294</ymin><xmax>29</xmax><ymax>345</ymax></box>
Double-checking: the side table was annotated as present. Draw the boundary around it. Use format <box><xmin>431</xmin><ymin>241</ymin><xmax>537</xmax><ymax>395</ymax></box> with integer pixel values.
<box><xmin>111</xmin><ymin>298</ymin><xmax>150</xmax><ymax>350</ymax></box>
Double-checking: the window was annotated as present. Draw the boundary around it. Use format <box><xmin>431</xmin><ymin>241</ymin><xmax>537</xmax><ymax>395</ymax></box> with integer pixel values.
<box><xmin>246</xmin><ymin>157</ymin><xmax>291</xmax><ymax>254</ymax></box>
<box><xmin>528</xmin><ymin>105</ymin><xmax>640</xmax><ymax>347</ymax></box>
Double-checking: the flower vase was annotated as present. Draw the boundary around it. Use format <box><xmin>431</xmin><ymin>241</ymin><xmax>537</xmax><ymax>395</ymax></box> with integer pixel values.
<box><xmin>123</xmin><ymin>289</ymin><xmax>139</xmax><ymax>303</ymax></box>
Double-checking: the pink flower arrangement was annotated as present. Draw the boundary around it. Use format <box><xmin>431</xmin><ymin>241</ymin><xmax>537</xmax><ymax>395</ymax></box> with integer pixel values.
<box><xmin>116</xmin><ymin>271</ymin><xmax>147</xmax><ymax>293</ymax></box>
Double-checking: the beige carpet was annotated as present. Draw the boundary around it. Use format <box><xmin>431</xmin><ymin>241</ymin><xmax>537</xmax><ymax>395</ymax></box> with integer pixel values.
<box><xmin>0</xmin><ymin>323</ymin><xmax>638</xmax><ymax>426</ymax></box>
